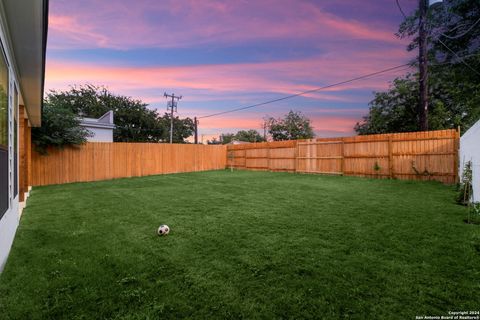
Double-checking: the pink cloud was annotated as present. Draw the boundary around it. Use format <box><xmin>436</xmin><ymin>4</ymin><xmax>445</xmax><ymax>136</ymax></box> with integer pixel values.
<box><xmin>46</xmin><ymin>47</ymin><xmax>412</xmax><ymax>99</ymax></box>
<box><xmin>45</xmin><ymin>0</ymin><xmax>415</xmax><ymax>137</ymax></box>
<box><xmin>194</xmin><ymin>114</ymin><xmax>358</xmax><ymax>139</ymax></box>
<box><xmin>48</xmin><ymin>0</ymin><xmax>406</xmax><ymax>49</ymax></box>
<box><xmin>48</xmin><ymin>15</ymin><xmax>111</xmax><ymax>49</ymax></box>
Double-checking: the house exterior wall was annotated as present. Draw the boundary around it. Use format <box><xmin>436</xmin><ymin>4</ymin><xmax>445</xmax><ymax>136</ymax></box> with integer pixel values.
<box><xmin>85</xmin><ymin>126</ymin><xmax>113</xmax><ymax>142</ymax></box>
<box><xmin>0</xmin><ymin>0</ymin><xmax>44</xmax><ymax>271</ymax></box>
<box><xmin>460</xmin><ymin>121</ymin><xmax>480</xmax><ymax>203</ymax></box>
<box><xmin>0</xmin><ymin>7</ymin><xmax>20</xmax><ymax>271</ymax></box>
<box><xmin>0</xmin><ymin>197</ymin><xmax>18</xmax><ymax>271</ymax></box>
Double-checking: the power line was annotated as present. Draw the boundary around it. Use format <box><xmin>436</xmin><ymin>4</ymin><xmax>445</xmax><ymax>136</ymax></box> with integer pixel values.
<box><xmin>437</xmin><ymin>38</ymin><xmax>480</xmax><ymax>76</ymax></box>
<box><xmin>441</xmin><ymin>17</ymin><xmax>480</xmax><ymax>40</ymax></box>
<box><xmin>395</xmin><ymin>0</ymin><xmax>407</xmax><ymax>19</ymax></box>
<box><xmin>197</xmin><ymin>63</ymin><xmax>411</xmax><ymax>119</ymax></box>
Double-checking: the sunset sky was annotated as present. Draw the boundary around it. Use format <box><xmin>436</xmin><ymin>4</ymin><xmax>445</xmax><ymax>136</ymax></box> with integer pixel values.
<box><xmin>45</xmin><ymin>0</ymin><xmax>418</xmax><ymax>140</ymax></box>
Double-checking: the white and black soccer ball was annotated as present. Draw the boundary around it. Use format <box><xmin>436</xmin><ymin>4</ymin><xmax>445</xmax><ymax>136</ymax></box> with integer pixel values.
<box><xmin>157</xmin><ymin>224</ymin><xmax>170</xmax><ymax>236</ymax></box>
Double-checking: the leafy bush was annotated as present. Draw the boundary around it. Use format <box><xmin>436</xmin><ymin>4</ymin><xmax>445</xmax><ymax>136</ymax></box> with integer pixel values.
<box><xmin>456</xmin><ymin>161</ymin><xmax>473</xmax><ymax>205</ymax></box>
<box><xmin>32</xmin><ymin>104</ymin><xmax>91</xmax><ymax>154</ymax></box>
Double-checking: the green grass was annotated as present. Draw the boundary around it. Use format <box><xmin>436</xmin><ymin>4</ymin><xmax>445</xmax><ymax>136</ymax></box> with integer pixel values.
<box><xmin>0</xmin><ymin>171</ymin><xmax>479</xmax><ymax>319</ymax></box>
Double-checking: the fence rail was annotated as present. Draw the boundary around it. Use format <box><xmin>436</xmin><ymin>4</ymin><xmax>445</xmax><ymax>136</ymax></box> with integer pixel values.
<box><xmin>31</xmin><ymin>143</ymin><xmax>227</xmax><ymax>186</ymax></box>
<box><xmin>227</xmin><ymin>129</ymin><xmax>460</xmax><ymax>184</ymax></box>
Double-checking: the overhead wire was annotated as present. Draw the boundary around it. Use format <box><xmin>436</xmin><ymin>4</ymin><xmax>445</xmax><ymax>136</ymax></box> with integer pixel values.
<box><xmin>436</xmin><ymin>38</ymin><xmax>480</xmax><ymax>76</ymax></box>
<box><xmin>197</xmin><ymin>63</ymin><xmax>411</xmax><ymax>119</ymax></box>
<box><xmin>393</xmin><ymin>0</ymin><xmax>479</xmax><ymax>77</ymax></box>
<box><xmin>395</xmin><ymin>0</ymin><xmax>407</xmax><ymax>19</ymax></box>
<box><xmin>440</xmin><ymin>17</ymin><xmax>480</xmax><ymax>40</ymax></box>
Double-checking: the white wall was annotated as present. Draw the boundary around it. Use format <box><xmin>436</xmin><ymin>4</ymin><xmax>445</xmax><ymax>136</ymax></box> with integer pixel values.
<box><xmin>460</xmin><ymin>121</ymin><xmax>480</xmax><ymax>203</ymax></box>
<box><xmin>87</xmin><ymin>127</ymin><xmax>113</xmax><ymax>142</ymax></box>
<box><xmin>0</xmin><ymin>201</ymin><xmax>18</xmax><ymax>271</ymax></box>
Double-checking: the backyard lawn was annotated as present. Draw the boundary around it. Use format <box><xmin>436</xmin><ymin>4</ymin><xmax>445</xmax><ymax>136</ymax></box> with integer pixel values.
<box><xmin>0</xmin><ymin>170</ymin><xmax>479</xmax><ymax>319</ymax></box>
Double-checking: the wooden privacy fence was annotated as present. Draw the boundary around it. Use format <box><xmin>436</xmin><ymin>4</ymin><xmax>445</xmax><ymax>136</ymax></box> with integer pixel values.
<box><xmin>31</xmin><ymin>143</ymin><xmax>227</xmax><ymax>186</ymax></box>
<box><xmin>227</xmin><ymin>129</ymin><xmax>460</xmax><ymax>184</ymax></box>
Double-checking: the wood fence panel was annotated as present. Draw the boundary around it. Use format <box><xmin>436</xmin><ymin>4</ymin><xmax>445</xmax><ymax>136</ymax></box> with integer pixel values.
<box><xmin>226</xmin><ymin>129</ymin><xmax>459</xmax><ymax>184</ymax></box>
<box><xmin>226</xmin><ymin>141</ymin><xmax>297</xmax><ymax>171</ymax></box>
<box><xmin>245</xmin><ymin>148</ymin><xmax>268</xmax><ymax>170</ymax></box>
<box><xmin>31</xmin><ymin>142</ymin><xmax>227</xmax><ymax>186</ymax></box>
<box><xmin>269</xmin><ymin>146</ymin><xmax>295</xmax><ymax>172</ymax></box>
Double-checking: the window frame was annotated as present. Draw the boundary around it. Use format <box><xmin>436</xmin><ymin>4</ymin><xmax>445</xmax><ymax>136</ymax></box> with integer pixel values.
<box><xmin>0</xmin><ymin>41</ymin><xmax>9</xmax><ymax>219</ymax></box>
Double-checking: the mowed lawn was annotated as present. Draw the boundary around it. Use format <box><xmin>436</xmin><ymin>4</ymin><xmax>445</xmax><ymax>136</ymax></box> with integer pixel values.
<box><xmin>0</xmin><ymin>171</ymin><xmax>479</xmax><ymax>319</ymax></box>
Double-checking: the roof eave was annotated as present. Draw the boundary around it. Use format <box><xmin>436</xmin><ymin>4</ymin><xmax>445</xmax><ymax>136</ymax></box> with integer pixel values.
<box><xmin>2</xmin><ymin>0</ymin><xmax>49</xmax><ymax>127</ymax></box>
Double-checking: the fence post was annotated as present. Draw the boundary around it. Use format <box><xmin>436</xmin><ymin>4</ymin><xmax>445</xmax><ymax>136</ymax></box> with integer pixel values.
<box><xmin>454</xmin><ymin>126</ymin><xmax>460</xmax><ymax>184</ymax></box>
<box><xmin>267</xmin><ymin>143</ymin><xmax>271</xmax><ymax>172</ymax></box>
<box><xmin>294</xmin><ymin>140</ymin><xmax>299</xmax><ymax>173</ymax></box>
<box><xmin>388</xmin><ymin>136</ymin><xmax>394</xmax><ymax>179</ymax></box>
<box><xmin>340</xmin><ymin>138</ymin><xmax>345</xmax><ymax>175</ymax></box>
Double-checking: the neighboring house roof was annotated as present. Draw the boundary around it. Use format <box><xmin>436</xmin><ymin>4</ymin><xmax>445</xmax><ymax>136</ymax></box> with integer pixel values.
<box><xmin>1</xmin><ymin>0</ymin><xmax>49</xmax><ymax>127</ymax></box>
<box><xmin>79</xmin><ymin>111</ymin><xmax>115</xmax><ymax>130</ymax></box>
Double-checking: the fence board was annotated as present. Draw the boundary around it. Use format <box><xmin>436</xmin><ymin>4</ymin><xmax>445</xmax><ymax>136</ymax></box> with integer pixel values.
<box><xmin>31</xmin><ymin>142</ymin><xmax>227</xmax><ymax>186</ymax></box>
<box><xmin>226</xmin><ymin>129</ymin><xmax>459</xmax><ymax>184</ymax></box>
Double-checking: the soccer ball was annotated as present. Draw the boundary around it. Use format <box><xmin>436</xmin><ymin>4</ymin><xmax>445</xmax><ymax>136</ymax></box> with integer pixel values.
<box><xmin>157</xmin><ymin>224</ymin><xmax>170</xmax><ymax>236</ymax></box>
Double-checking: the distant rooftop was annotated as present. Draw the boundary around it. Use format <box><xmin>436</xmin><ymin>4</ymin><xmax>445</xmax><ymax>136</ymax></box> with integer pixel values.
<box><xmin>79</xmin><ymin>111</ymin><xmax>115</xmax><ymax>129</ymax></box>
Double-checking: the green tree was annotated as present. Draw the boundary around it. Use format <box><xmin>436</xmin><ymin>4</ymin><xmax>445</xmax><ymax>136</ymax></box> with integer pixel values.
<box><xmin>218</xmin><ymin>130</ymin><xmax>265</xmax><ymax>144</ymax></box>
<box><xmin>32</xmin><ymin>104</ymin><xmax>92</xmax><ymax>154</ymax></box>
<box><xmin>267</xmin><ymin>110</ymin><xmax>314</xmax><ymax>141</ymax></box>
<box><xmin>220</xmin><ymin>133</ymin><xmax>235</xmax><ymax>144</ymax></box>
<box><xmin>356</xmin><ymin>0</ymin><xmax>480</xmax><ymax>134</ymax></box>
<box><xmin>45</xmin><ymin>85</ymin><xmax>166</xmax><ymax>142</ymax></box>
<box><xmin>234</xmin><ymin>130</ymin><xmax>265</xmax><ymax>143</ymax></box>
<box><xmin>398</xmin><ymin>0</ymin><xmax>479</xmax><ymax>58</ymax></box>
<box><xmin>354</xmin><ymin>72</ymin><xmax>472</xmax><ymax>134</ymax></box>
<box><xmin>207</xmin><ymin>138</ymin><xmax>222</xmax><ymax>145</ymax></box>
<box><xmin>157</xmin><ymin>113</ymin><xmax>195</xmax><ymax>143</ymax></box>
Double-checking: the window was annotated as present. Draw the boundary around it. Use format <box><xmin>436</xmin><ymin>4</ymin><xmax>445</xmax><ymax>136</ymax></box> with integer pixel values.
<box><xmin>0</xmin><ymin>46</ymin><xmax>8</xmax><ymax>218</ymax></box>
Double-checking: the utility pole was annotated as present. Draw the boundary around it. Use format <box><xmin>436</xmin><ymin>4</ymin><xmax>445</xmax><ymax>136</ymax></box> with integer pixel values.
<box><xmin>418</xmin><ymin>0</ymin><xmax>429</xmax><ymax>131</ymax></box>
<box><xmin>263</xmin><ymin>121</ymin><xmax>267</xmax><ymax>141</ymax></box>
<box><xmin>164</xmin><ymin>92</ymin><xmax>182</xmax><ymax>144</ymax></box>
<box><xmin>194</xmin><ymin>117</ymin><xmax>198</xmax><ymax>144</ymax></box>
<box><xmin>262</xmin><ymin>117</ymin><xmax>269</xmax><ymax>141</ymax></box>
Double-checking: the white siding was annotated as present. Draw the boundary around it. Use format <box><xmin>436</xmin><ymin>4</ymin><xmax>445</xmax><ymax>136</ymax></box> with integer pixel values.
<box><xmin>87</xmin><ymin>127</ymin><xmax>113</xmax><ymax>142</ymax></box>
<box><xmin>0</xmin><ymin>199</ymin><xmax>18</xmax><ymax>270</ymax></box>
<box><xmin>460</xmin><ymin>121</ymin><xmax>480</xmax><ymax>203</ymax></box>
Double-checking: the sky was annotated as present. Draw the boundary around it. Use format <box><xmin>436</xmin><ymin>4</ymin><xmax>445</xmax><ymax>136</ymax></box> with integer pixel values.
<box><xmin>45</xmin><ymin>0</ymin><xmax>418</xmax><ymax>141</ymax></box>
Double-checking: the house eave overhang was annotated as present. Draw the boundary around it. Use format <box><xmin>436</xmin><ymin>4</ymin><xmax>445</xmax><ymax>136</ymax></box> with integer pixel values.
<box><xmin>2</xmin><ymin>0</ymin><xmax>49</xmax><ymax>127</ymax></box>
<box><xmin>79</xmin><ymin>122</ymin><xmax>116</xmax><ymax>130</ymax></box>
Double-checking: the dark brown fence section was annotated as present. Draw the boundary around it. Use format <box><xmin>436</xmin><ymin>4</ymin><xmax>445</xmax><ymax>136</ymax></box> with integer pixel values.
<box><xmin>227</xmin><ymin>129</ymin><xmax>460</xmax><ymax>184</ymax></box>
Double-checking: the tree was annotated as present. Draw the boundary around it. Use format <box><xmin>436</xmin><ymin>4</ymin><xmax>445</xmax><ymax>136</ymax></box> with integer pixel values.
<box><xmin>32</xmin><ymin>104</ymin><xmax>92</xmax><ymax>154</ymax></box>
<box><xmin>267</xmin><ymin>110</ymin><xmax>314</xmax><ymax>141</ymax></box>
<box><xmin>207</xmin><ymin>138</ymin><xmax>222</xmax><ymax>145</ymax></box>
<box><xmin>234</xmin><ymin>130</ymin><xmax>265</xmax><ymax>143</ymax></box>
<box><xmin>219</xmin><ymin>133</ymin><xmax>235</xmax><ymax>144</ymax></box>
<box><xmin>356</xmin><ymin>0</ymin><xmax>480</xmax><ymax>134</ymax></box>
<box><xmin>157</xmin><ymin>113</ymin><xmax>195</xmax><ymax>143</ymax></box>
<box><xmin>218</xmin><ymin>130</ymin><xmax>265</xmax><ymax>144</ymax></box>
<box><xmin>45</xmin><ymin>85</ymin><xmax>172</xmax><ymax>142</ymax></box>
<box><xmin>398</xmin><ymin>0</ymin><xmax>479</xmax><ymax>59</ymax></box>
